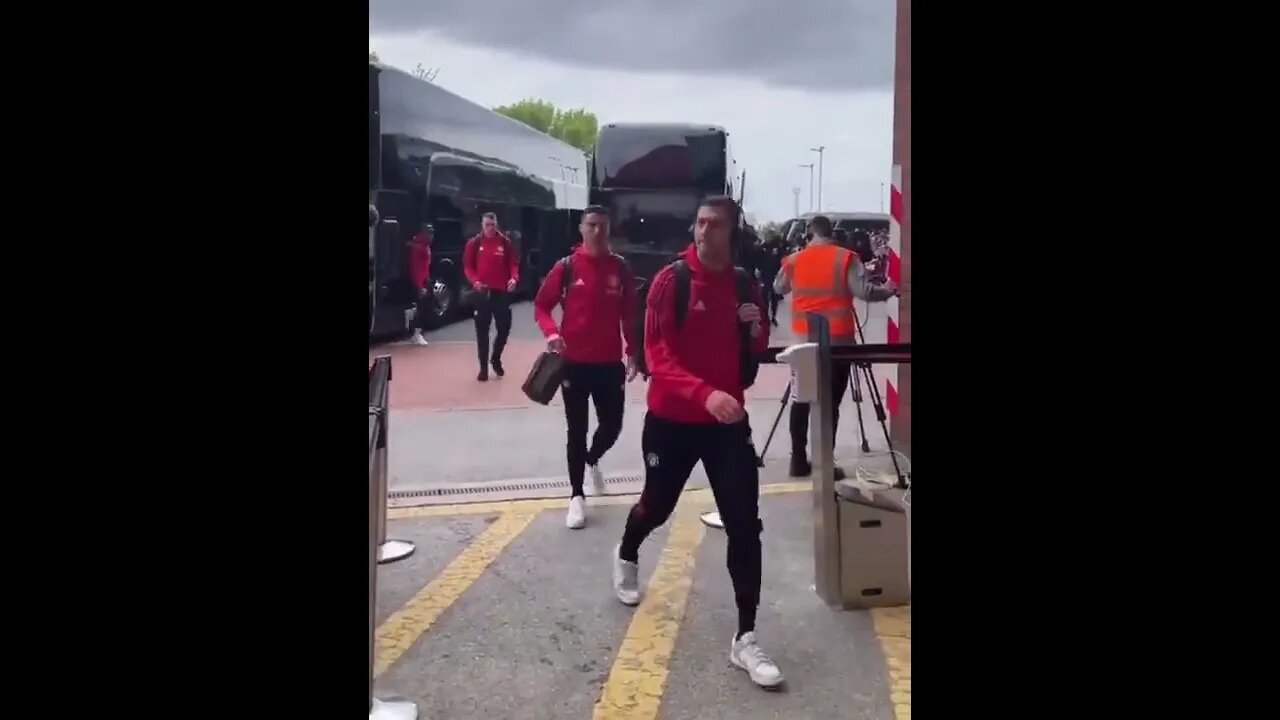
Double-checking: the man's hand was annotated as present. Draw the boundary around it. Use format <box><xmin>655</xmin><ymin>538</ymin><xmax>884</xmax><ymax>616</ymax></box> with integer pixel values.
<box><xmin>547</xmin><ymin>334</ymin><xmax>566</xmax><ymax>353</ymax></box>
<box><xmin>507</xmin><ymin>279</ymin><xmax>517</xmax><ymax>292</ymax></box>
<box><xmin>473</xmin><ymin>281</ymin><xmax>486</xmax><ymax>292</ymax></box>
<box><xmin>737</xmin><ymin>303</ymin><xmax>763</xmax><ymax>338</ymax></box>
<box><xmin>704</xmin><ymin>390</ymin><xmax>745</xmax><ymax>424</ymax></box>
<box><xmin>883</xmin><ymin>280</ymin><xmax>900</xmax><ymax>297</ymax></box>
<box><xmin>626</xmin><ymin>356</ymin><xmax>639</xmax><ymax>382</ymax></box>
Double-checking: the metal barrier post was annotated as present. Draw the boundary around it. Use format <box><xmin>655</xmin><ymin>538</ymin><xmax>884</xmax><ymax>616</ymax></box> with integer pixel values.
<box><xmin>806</xmin><ymin>313</ymin><xmax>842</xmax><ymax>606</ymax></box>
<box><xmin>373</xmin><ymin>356</ymin><xmax>415</xmax><ymax>564</ymax></box>
<box><xmin>370</xmin><ymin>358</ymin><xmax>418</xmax><ymax>720</ymax></box>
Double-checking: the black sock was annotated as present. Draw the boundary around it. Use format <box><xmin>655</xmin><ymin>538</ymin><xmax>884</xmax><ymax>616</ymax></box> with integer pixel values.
<box><xmin>737</xmin><ymin>607</ymin><xmax>757</xmax><ymax>639</ymax></box>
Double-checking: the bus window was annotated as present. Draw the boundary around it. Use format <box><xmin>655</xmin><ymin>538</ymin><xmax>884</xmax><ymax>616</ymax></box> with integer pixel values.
<box><xmin>609</xmin><ymin>191</ymin><xmax>700</xmax><ymax>251</ymax></box>
<box><xmin>786</xmin><ymin>221</ymin><xmax>807</xmax><ymax>246</ymax></box>
<box><xmin>595</xmin><ymin>125</ymin><xmax>727</xmax><ymax>193</ymax></box>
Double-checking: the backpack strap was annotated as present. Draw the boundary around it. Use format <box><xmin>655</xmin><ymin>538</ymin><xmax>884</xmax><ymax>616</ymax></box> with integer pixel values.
<box><xmin>733</xmin><ymin>265</ymin><xmax>761</xmax><ymax>388</ymax></box>
<box><xmin>611</xmin><ymin>253</ymin><xmax>633</xmax><ymax>289</ymax></box>
<box><xmin>558</xmin><ymin>255</ymin><xmax>574</xmax><ymax>298</ymax></box>
<box><xmin>672</xmin><ymin>260</ymin><xmax>692</xmax><ymax>330</ymax></box>
<box><xmin>733</xmin><ymin>266</ymin><xmax>754</xmax><ymax>304</ymax></box>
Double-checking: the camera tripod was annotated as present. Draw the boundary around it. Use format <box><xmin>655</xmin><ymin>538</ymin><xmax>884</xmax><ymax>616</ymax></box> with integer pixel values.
<box><xmin>755</xmin><ymin>371</ymin><xmax>869</xmax><ymax>463</ymax></box>
<box><xmin>754</xmin><ymin>328</ymin><xmax>909</xmax><ymax>490</ymax></box>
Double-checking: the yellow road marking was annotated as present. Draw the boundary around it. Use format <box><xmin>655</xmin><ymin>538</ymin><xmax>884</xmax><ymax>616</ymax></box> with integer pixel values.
<box><xmin>872</xmin><ymin>606</ymin><xmax>911</xmax><ymax>720</ymax></box>
<box><xmin>387</xmin><ymin>480</ymin><xmax>812</xmax><ymax>520</ymax></box>
<box><xmin>592</xmin><ymin>505</ymin><xmax>709</xmax><ymax>720</ymax></box>
<box><xmin>374</xmin><ymin>510</ymin><xmax>537</xmax><ymax>677</ymax></box>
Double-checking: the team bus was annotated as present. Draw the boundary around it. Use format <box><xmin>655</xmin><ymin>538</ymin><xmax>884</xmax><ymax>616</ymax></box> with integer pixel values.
<box><xmin>589</xmin><ymin>122</ymin><xmax>737</xmax><ymax>284</ymax></box>
<box><xmin>369</xmin><ymin>61</ymin><xmax>589</xmax><ymax>336</ymax></box>
<box><xmin>783</xmin><ymin>211</ymin><xmax>890</xmax><ymax>251</ymax></box>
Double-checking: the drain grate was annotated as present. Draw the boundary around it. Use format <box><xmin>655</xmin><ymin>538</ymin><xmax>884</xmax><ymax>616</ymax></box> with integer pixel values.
<box><xmin>388</xmin><ymin>473</ymin><xmax>645</xmax><ymax>500</ymax></box>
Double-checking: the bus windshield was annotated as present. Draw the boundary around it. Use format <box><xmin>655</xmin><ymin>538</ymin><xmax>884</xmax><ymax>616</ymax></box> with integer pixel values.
<box><xmin>605</xmin><ymin>190</ymin><xmax>700</xmax><ymax>249</ymax></box>
<box><xmin>594</xmin><ymin>125</ymin><xmax>726</xmax><ymax>193</ymax></box>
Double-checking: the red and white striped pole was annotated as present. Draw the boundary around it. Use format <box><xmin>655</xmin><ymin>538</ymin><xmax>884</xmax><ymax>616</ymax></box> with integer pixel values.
<box><xmin>884</xmin><ymin>167</ymin><xmax>903</xmax><ymax>422</ymax></box>
<box><xmin>889</xmin><ymin>0</ymin><xmax>911</xmax><ymax>455</ymax></box>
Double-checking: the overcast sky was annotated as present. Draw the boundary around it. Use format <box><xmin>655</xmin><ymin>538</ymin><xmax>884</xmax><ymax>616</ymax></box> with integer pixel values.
<box><xmin>370</xmin><ymin>0</ymin><xmax>897</xmax><ymax>224</ymax></box>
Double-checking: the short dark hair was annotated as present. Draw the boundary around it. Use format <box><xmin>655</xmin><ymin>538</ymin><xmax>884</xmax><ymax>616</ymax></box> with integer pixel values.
<box><xmin>582</xmin><ymin>205</ymin><xmax>609</xmax><ymax>217</ymax></box>
<box><xmin>809</xmin><ymin>215</ymin><xmax>833</xmax><ymax>237</ymax></box>
<box><xmin>482</xmin><ymin>212</ymin><xmax>498</xmax><ymax>221</ymax></box>
<box><xmin>698</xmin><ymin>194</ymin><xmax>739</xmax><ymax>216</ymax></box>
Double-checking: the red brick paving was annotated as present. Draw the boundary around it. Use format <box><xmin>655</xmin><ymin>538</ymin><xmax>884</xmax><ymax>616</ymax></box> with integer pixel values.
<box><xmin>370</xmin><ymin>340</ymin><xmax>791</xmax><ymax>411</ymax></box>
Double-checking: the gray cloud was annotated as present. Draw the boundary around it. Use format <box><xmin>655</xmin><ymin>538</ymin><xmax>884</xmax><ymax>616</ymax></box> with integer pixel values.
<box><xmin>370</xmin><ymin>0</ymin><xmax>895</xmax><ymax>91</ymax></box>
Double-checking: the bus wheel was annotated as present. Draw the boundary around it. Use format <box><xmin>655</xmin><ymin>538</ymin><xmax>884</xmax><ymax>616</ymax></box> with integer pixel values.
<box><xmin>430</xmin><ymin>272</ymin><xmax>458</xmax><ymax>325</ymax></box>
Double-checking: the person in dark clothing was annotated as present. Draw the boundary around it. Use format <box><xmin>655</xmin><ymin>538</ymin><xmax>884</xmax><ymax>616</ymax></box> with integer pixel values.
<box><xmin>463</xmin><ymin>212</ymin><xmax>520</xmax><ymax>381</ymax></box>
<box><xmin>408</xmin><ymin>223</ymin><xmax>434</xmax><ymax>346</ymax></box>
<box><xmin>611</xmin><ymin>195</ymin><xmax>783</xmax><ymax>690</ymax></box>
<box><xmin>533</xmin><ymin>205</ymin><xmax>639</xmax><ymax>529</ymax></box>
<box><xmin>757</xmin><ymin>234</ymin><xmax>785</xmax><ymax>326</ymax></box>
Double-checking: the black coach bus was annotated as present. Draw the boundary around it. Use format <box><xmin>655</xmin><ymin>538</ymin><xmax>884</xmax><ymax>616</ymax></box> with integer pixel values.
<box><xmin>589</xmin><ymin>123</ymin><xmax>737</xmax><ymax>286</ymax></box>
<box><xmin>369</xmin><ymin>62</ymin><xmax>589</xmax><ymax>336</ymax></box>
<box><xmin>783</xmin><ymin>211</ymin><xmax>890</xmax><ymax>250</ymax></box>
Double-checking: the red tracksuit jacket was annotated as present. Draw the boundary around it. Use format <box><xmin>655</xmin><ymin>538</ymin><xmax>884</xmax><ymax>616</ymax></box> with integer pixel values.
<box><xmin>463</xmin><ymin>232</ymin><xmax>520</xmax><ymax>289</ymax></box>
<box><xmin>409</xmin><ymin>231</ymin><xmax>432</xmax><ymax>289</ymax></box>
<box><xmin>533</xmin><ymin>246</ymin><xmax>638</xmax><ymax>364</ymax></box>
<box><xmin>646</xmin><ymin>244</ymin><xmax>769</xmax><ymax>424</ymax></box>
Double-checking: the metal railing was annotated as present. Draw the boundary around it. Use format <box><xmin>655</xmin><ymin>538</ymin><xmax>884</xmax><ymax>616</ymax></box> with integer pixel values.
<box><xmin>369</xmin><ymin>356</ymin><xmax>418</xmax><ymax>720</ymax></box>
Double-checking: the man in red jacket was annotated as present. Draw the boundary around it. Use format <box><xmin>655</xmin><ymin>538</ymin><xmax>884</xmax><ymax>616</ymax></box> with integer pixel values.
<box><xmin>463</xmin><ymin>212</ymin><xmax>520</xmax><ymax>381</ymax></box>
<box><xmin>534</xmin><ymin>205</ymin><xmax>639</xmax><ymax>529</ymax></box>
<box><xmin>610</xmin><ymin>195</ymin><xmax>783</xmax><ymax>690</ymax></box>
<box><xmin>408</xmin><ymin>223</ymin><xmax>434</xmax><ymax>347</ymax></box>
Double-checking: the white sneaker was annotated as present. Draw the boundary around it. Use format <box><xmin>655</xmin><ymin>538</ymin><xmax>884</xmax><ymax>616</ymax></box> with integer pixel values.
<box><xmin>612</xmin><ymin>544</ymin><xmax>640</xmax><ymax>606</ymax></box>
<box><xmin>410</xmin><ymin>331</ymin><xmax>429</xmax><ymax>346</ymax></box>
<box><xmin>566</xmin><ymin>496</ymin><xmax>586</xmax><ymax>529</ymax></box>
<box><xmin>588</xmin><ymin>464</ymin><xmax>606</xmax><ymax>496</ymax></box>
<box><xmin>730</xmin><ymin>632</ymin><xmax>784</xmax><ymax>689</ymax></box>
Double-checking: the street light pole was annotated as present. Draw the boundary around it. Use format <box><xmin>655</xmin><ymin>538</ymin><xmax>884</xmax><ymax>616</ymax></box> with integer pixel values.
<box><xmin>880</xmin><ymin>182</ymin><xmax>885</xmax><ymax>213</ymax></box>
<box><xmin>798</xmin><ymin>163</ymin><xmax>815</xmax><ymax>212</ymax></box>
<box><xmin>792</xmin><ymin>187</ymin><xmax>801</xmax><ymax>217</ymax></box>
<box><xmin>810</xmin><ymin>146</ymin><xmax>825</xmax><ymax>211</ymax></box>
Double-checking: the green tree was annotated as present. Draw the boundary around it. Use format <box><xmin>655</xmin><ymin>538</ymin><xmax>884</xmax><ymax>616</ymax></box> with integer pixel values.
<box><xmin>494</xmin><ymin>98</ymin><xmax>598</xmax><ymax>153</ymax></box>
<box><xmin>369</xmin><ymin>51</ymin><xmax>379</xmax><ymax>62</ymax></box>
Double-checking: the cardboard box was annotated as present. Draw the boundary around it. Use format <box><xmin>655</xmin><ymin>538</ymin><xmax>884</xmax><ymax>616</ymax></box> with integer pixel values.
<box><xmin>835</xmin><ymin>481</ymin><xmax>910</xmax><ymax>608</ymax></box>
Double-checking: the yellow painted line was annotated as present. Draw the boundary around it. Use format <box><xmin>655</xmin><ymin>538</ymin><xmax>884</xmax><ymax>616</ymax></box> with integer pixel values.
<box><xmin>871</xmin><ymin>606</ymin><xmax>911</xmax><ymax>720</ymax></box>
<box><xmin>762</xmin><ymin>480</ymin><xmax>810</xmax><ymax>495</ymax></box>
<box><xmin>374</xmin><ymin>510</ymin><xmax>537</xmax><ymax>677</ymax></box>
<box><xmin>592</xmin><ymin>506</ymin><xmax>707</xmax><ymax>720</ymax></box>
<box><xmin>387</xmin><ymin>480</ymin><xmax>812</xmax><ymax>520</ymax></box>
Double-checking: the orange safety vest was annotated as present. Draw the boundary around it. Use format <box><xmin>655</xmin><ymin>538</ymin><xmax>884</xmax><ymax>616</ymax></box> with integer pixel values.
<box><xmin>782</xmin><ymin>243</ymin><xmax>858</xmax><ymax>340</ymax></box>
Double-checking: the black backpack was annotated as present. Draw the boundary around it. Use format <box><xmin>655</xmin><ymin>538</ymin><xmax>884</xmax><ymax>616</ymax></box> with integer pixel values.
<box><xmin>635</xmin><ymin>259</ymin><xmax>760</xmax><ymax>389</ymax></box>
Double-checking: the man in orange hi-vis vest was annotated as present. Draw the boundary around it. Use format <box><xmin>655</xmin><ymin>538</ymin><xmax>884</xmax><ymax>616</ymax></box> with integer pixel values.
<box><xmin>773</xmin><ymin>215</ymin><xmax>898</xmax><ymax>478</ymax></box>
